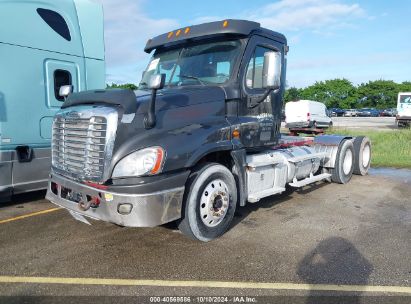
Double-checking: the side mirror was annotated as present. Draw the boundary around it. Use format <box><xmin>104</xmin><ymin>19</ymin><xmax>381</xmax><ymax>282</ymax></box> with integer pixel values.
<box><xmin>262</xmin><ymin>51</ymin><xmax>281</xmax><ymax>90</ymax></box>
<box><xmin>247</xmin><ymin>51</ymin><xmax>282</xmax><ymax>108</ymax></box>
<box><xmin>59</xmin><ymin>85</ymin><xmax>73</xmax><ymax>99</ymax></box>
<box><xmin>145</xmin><ymin>73</ymin><xmax>166</xmax><ymax>129</ymax></box>
<box><xmin>148</xmin><ymin>74</ymin><xmax>166</xmax><ymax>90</ymax></box>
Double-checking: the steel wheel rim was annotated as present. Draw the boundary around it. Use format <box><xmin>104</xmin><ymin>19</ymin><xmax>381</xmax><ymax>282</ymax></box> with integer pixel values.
<box><xmin>343</xmin><ymin>149</ymin><xmax>353</xmax><ymax>175</ymax></box>
<box><xmin>199</xmin><ymin>179</ymin><xmax>229</xmax><ymax>227</ymax></box>
<box><xmin>362</xmin><ymin>144</ymin><xmax>371</xmax><ymax>167</ymax></box>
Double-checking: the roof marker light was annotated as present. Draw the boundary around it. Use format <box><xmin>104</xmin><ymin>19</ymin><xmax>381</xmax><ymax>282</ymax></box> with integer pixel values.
<box><xmin>176</xmin><ymin>29</ymin><xmax>181</xmax><ymax>37</ymax></box>
<box><xmin>167</xmin><ymin>31</ymin><xmax>174</xmax><ymax>38</ymax></box>
<box><xmin>223</xmin><ymin>20</ymin><xmax>229</xmax><ymax>27</ymax></box>
<box><xmin>184</xmin><ymin>27</ymin><xmax>190</xmax><ymax>34</ymax></box>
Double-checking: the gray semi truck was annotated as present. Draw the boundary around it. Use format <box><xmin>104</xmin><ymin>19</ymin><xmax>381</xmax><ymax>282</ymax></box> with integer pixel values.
<box><xmin>46</xmin><ymin>20</ymin><xmax>372</xmax><ymax>241</ymax></box>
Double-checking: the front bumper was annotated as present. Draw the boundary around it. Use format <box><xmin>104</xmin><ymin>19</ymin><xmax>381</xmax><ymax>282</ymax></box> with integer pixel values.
<box><xmin>46</xmin><ymin>171</ymin><xmax>188</xmax><ymax>227</ymax></box>
<box><xmin>396</xmin><ymin>116</ymin><xmax>411</xmax><ymax>122</ymax></box>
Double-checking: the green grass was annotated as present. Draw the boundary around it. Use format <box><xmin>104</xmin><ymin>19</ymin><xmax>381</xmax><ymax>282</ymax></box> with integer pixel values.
<box><xmin>327</xmin><ymin>128</ymin><xmax>411</xmax><ymax>169</ymax></box>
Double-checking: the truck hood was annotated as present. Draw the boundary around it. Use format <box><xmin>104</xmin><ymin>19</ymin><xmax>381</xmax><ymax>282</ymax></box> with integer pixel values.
<box><xmin>111</xmin><ymin>85</ymin><xmax>229</xmax><ymax>175</ymax></box>
<box><xmin>55</xmin><ymin>86</ymin><xmax>230</xmax><ymax>181</ymax></box>
<box><xmin>133</xmin><ymin>86</ymin><xmax>226</xmax><ymax>114</ymax></box>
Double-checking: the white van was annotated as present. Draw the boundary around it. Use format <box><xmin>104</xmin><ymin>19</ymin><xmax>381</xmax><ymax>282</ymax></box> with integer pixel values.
<box><xmin>285</xmin><ymin>100</ymin><xmax>332</xmax><ymax>129</ymax></box>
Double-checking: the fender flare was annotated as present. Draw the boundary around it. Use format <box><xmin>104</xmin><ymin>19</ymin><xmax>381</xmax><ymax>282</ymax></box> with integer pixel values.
<box><xmin>231</xmin><ymin>149</ymin><xmax>247</xmax><ymax>207</ymax></box>
<box><xmin>314</xmin><ymin>135</ymin><xmax>353</xmax><ymax>168</ymax></box>
<box><xmin>185</xmin><ymin>142</ymin><xmax>233</xmax><ymax>168</ymax></box>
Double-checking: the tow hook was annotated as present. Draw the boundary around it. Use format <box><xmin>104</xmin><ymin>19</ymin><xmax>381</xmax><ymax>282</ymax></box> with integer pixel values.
<box><xmin>78</xmin><ymin>195</ymin><xmax>100</xmax><ymax>211</ymax></box>
<box><xmin>78</xmin><ymin>199</ymin><xmax>92</xmax><ymax>211</ymax></box>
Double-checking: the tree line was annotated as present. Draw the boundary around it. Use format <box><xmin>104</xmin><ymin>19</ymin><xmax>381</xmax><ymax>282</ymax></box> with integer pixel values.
<box><xmin>106</xmin><ymin>83</ymin><xmax>138</xmax><ymax>90</ymax></box>
<box><xmin>107</xmin><ymin>78</ymin><xmax>411</xmax><ymax>110</ymax></box>
<box><xmin>284</xmin><ymin>79</ymin><xmax>411</xmax><ymax>109</ymax></box>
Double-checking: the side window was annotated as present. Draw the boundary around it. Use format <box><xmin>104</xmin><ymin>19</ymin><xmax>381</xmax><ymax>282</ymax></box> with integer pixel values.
<box><xmin>54</xmin><ymin>70</ymin><xmax>72</xmax><ymax>101</ymax></box>
<box><xmin>245</xmin><ymin>46</ymin><xmax>273</xmax><ymax>89</ymax></box>
<box><xmin>216</xmin><ymin>62</ymin><xmax>230</xmax><ymax>75</ymax></box>
<box><xmin>37</xmin><ymin>8</ymin><xmax>71</xmax><ymax>41</ymax></box>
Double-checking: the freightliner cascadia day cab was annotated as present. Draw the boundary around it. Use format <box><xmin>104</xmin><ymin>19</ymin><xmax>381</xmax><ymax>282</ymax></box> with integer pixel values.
<box><xmin>46</xmin><ymin>20</ymin><xmax>372</xmax><ymax>241</ymax></box>
<box><xmin>0</xmin><ymin>0</ymin><xmax>105</xmax><ymax>202</ymax></box>
<box><xmin>396</xmin><ymin>92</ymin><xmax>411</xmax><ymax>127</ymax></box>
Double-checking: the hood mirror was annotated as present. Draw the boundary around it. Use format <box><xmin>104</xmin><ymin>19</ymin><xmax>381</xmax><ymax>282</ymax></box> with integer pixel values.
<box><xmin>148</xmin><ymin>74</ymin><xmax>166</xmax><ymax>90</ymax></box>
<box><xmin>59</xmin><ymin>85</ymin><xmax>73</xmax><ymax>100</ymax></box>
<box><xmin>145</xmin><ymin>73</ymin><xmax>166</xmax><ymax>129</ymax></box>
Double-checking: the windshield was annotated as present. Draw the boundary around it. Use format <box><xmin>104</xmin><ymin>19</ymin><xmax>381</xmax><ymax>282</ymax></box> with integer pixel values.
<box><xmin>140</xmin><ymin>40</ymin><xmax>242</xmax><ymax>88</ymax></box>
<box><xmin>399</xmin><ymin>95</ymin><xmax>411</xmax><ymax>103</ymax></box>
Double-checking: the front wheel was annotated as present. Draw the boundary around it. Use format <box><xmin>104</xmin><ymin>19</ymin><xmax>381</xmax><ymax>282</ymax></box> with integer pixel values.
<box><xmin>178</xmin><ymin>163</ymin><xmax>238</xmax><ymax>242</ymax></box>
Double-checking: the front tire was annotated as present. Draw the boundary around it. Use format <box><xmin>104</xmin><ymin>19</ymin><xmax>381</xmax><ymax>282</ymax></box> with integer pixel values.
<box><xmin>178</xmin><ymin>163</ymin><xmax>238</xmax><ymax>242</ymax></box>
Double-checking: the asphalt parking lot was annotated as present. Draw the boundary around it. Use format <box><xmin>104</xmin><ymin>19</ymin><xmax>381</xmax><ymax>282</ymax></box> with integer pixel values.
<box><xmin>0</xmin><ymin>168</ymin><xmax>410</xmax><ymax>303</ymax></box>
<box><xmin>331</xmin><ymin>117</ymin><xmax>396</xmax><ymax>129</ymax></box>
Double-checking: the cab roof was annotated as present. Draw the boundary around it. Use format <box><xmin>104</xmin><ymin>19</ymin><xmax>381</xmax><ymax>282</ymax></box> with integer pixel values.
<box><xmin>144</xmin><ymin>19</ymin><xmax>287</xmax><ymax>53</ymax></box>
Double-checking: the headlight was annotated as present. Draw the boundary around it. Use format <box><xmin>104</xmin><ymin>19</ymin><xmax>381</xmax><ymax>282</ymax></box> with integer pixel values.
<box><xmin>112</xmin><ymin>147</ymin><xmax>165</xmax><ymax>178</ymax></box>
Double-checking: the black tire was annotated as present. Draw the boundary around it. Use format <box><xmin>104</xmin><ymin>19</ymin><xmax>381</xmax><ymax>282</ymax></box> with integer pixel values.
<box><xmin>331</xmin><ymin>139</ymin><xmax>354</xmax><ymax>184</ymax></box>
<box><xmin>178</xmin><ymin>163</ymin><xmax>237</xmax><ymax>242</ymax></box>
<box><xmin>353</xmin><ymin>136</ymin><xmax>371</xmax><ymax>175</ymax></box>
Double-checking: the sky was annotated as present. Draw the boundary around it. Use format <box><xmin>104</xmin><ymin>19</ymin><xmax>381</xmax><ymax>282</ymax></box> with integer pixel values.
<box><xmin>95</xmin><ymin>0</ymin><xmax>411</xmax><ymax>88</ymax></box>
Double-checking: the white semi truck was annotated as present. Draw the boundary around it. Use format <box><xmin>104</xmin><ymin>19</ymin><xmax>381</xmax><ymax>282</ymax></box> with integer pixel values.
<box><xmin>396</xmin><ymin>92</ymin><xmax>411</xmax><ymax>127</ymax></box>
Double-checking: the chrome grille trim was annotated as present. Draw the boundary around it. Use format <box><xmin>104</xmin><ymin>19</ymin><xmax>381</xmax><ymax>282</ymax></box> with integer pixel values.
<box><xmin>51</xmin><ymin>106</ymin><xmax>118</xmax><ymax>183</ymax></box>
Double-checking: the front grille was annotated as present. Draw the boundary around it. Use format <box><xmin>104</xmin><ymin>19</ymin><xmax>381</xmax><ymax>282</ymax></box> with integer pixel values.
<box><xmin>51</xmin><ymin>107</ymin><xmax>118</xmax><ymax>182</ymax></box>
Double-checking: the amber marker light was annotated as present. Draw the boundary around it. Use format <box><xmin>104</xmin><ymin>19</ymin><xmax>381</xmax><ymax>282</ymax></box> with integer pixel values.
<box><xmin>150</xmin><ymin>148</ymin><xmax>165</xmax><ymax>175</ymax></box>
<box><xmin>223</xmin><ymin>20</ymin><xmax>229</xmax><ymax>27</ymax></box>
<box><xmin>232</xmin><ymin>129</ymin><xmax>240</xmax><ymax>139</ymax></box>
<box><xmin>176</xmin><ymin>29</ymin><xmax>181</xmax><ymax>37</ymax></box>
<box><xmin>167</xmin><ymin>31</ymin><xmax>174</xmax><ymax>38</ymax></box>
<box><xmin>184</xmin><ymin>27</ymin><xmax>190</xmax><ymax>34</ymax></box>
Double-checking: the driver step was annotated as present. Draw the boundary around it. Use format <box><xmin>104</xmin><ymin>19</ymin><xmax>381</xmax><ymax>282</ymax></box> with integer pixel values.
<box><xmin>289</xmin><ymin>173</ymin><xmax>332</xmax><ymax>188</ymax></box>
<box><xmin>248</xmin><ymin>186</ymin><xmax>286</xmax><ymax>203</ymax></box>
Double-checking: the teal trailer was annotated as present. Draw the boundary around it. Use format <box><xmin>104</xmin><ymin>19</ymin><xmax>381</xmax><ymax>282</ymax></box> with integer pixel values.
<box><xmin>0</xmin><ymin>0</ymin><xmax>105</xmax><ymax>201</ymax></box>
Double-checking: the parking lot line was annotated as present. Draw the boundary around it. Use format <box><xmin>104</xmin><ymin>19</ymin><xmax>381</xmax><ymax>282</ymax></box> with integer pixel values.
<box><xmin>0</xmin><ymin>276</ymin><xmax>410</xmax><ymax>294</ymax></box>
<box><xmin>0</xmin><ymin>208</ymin><xmax>61</xmax><ymax>225</ymax></box>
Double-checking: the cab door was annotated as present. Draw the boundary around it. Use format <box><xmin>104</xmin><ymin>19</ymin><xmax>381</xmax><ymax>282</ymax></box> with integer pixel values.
<box><xmin>237</xmin><ymin>35</ymin><xmax>284</xmax><ymax>148</ymax></box>
<box><xmin>41</xmin><ymin>60</ymin><xmax>80</xmax><ymax>139</ymax></box>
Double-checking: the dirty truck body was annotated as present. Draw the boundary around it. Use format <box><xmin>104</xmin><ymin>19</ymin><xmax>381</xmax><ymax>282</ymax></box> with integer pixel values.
<box><xmin>46</xmin><ymin>20</ymin><xmax>371</xmax><ymax>241</ymax></box>
<box><xmin>0</xmin><ymin>0</ymin><xmax>105</xmax><ymax>202</ymax></box>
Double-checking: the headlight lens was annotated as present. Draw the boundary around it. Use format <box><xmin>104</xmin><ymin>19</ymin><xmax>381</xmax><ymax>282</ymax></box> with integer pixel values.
<box><xmin>112</xmin><ymin>147</ymin><xmax>165</xmax><ymax>178</ymax></box>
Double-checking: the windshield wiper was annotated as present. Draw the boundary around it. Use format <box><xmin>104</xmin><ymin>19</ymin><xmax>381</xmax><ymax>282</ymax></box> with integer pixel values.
<box><xmin>178</xmin><ymin>75</ymin><xmax>206</xmax><ymax>86</ymax></box>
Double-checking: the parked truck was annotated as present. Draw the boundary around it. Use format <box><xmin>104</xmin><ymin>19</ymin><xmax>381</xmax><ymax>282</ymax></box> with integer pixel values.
<box><xmin>396</xmin><ymin>92</ymin><xmax>411</xmax><ymax>127</ymax></box>
<box><xmin>46</xmin><ymin>20</ymin><xmax>372</xmax><ymax>241</ymax></box>
<box><xmin>0</xmin><ymin>0</ymin><xmax>105</xmax><ymax>202</ymax></box>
